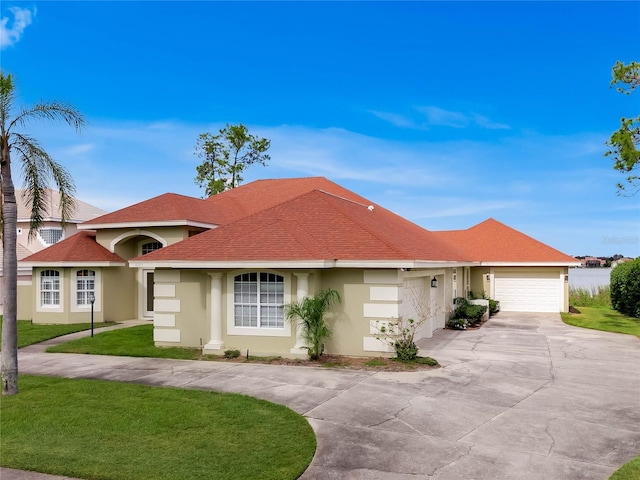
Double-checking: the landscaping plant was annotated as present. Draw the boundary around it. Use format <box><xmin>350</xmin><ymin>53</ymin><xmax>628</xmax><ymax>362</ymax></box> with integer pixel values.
<box><xmin>447</xmin><ymin>297</ymin><xmax>487</xmax><ymax>329</ymax></box>
<box><xmin>283</xmin><ymin>288</ymin><xmax>341</xmax><ymax>360</ymax></box>
<box><xmin>610</xmin><ymin>258</ymin><xmax>640</xmax><ymax>318</ymax></box>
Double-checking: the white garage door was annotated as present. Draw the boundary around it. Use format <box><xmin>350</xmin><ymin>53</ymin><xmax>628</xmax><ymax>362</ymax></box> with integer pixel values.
<box><xmin>494</xmin><ymin>272</ymin><xmax>560</xmax><ymax>312</ymax></box>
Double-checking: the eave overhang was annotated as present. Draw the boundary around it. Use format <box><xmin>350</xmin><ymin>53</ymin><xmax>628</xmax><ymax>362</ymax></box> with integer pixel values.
<box><xmin>20</xmin><ymin>261</ymin><xmax>127</xmax><ymax>268</ymax></box>
<box><xmin>480</xmin><ymin>261</ymin><xmax>581</xmax><ymax>267</ymax></box>
<box><xmin>128</xmin><ymin>259</ymin><xmax>479</xmax><ymax>270</ymax></box>
<box><xmin>78</xmin><ymin>220</ymin><xmax>218</xmax><ymax>230</ymax></box>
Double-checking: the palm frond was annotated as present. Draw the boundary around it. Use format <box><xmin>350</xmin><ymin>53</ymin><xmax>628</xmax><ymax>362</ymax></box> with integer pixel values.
<box><xmin>13</xmin><ymin>132</ymin><xmax>76</xmax><ymax>237</ymax></box>
<box><xmin>10</xmin><ymin>100</ymin><xmax>85</xmax><ymax>133</ymax></box>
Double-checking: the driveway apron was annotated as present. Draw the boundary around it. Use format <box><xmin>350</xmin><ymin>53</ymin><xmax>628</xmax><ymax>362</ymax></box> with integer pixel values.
<box><xmin>2</xmin><ymin>313</ymin><xmax>639</xmax><ymax>480</ymax></box>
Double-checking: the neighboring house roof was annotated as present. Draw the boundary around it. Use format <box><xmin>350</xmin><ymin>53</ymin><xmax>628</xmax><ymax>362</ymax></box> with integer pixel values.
<box><xmin>433</xmin><ymin>218</ymin><xmax>579</xmax><ymax>265</ymax></box>
<box><xmin>17</xmin><ymin>188</ymin><xmax>106</xmax><ymax>223</ymax></box>
<box><xmin>80</xmin><ymin>193</ymin><xmax>218</xmax><ymax>230</ymax></box>
<box><xmin>20</xmin><ymin>231</ymin><xmax>126</xmax><ymax>266</ymax></box>
<box><xmin>132</xmin><ymin>189</ymin><xmax>470</xmax><ymax>268</ymax></box>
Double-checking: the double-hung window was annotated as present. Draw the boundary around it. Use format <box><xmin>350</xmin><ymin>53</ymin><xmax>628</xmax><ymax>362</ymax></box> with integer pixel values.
<box><xmin>234</xmin><ymin>273</ymin><xmax>284</xmax><ymax>328</ymax></box>
<box><xmin>76</xmin><ymin>269</ymin><xmax>96</xmax><ymax>306</ymax></box>
<box><xmin>41</xmin><ymin>270</ymin><xmax>60</xmax><ymax>306</ymax></box>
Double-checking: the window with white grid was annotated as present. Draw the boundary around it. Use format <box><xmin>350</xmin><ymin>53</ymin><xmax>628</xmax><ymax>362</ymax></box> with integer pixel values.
<box><xmin>41</xmin><ymin>270</ymin><xmax>60</xmax><ymax>306</ymax></box>
<box><xmin>234</xmin><ymin>272</ymin><xmax>284</xmax><ymax>328</ymax></box>
<box><xmin>76</xmin><ymin>269</ymin><xmax>95</xmax><ymax>306</ymax></box>
<box><xmin>141</xmin><ymin>241</ymin><xmax>163</xmax><ymax>255</ymax></box>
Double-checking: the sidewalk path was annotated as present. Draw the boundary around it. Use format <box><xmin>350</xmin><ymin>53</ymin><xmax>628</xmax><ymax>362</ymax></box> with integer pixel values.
<box><xmin>2</xmin><ymin>313</ymin><xmax>639</xmax><ymax>479</ymax></box>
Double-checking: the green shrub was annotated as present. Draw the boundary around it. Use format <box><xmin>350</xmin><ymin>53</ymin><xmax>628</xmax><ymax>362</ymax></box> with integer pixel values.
<box><xmin>450</xmin><ymin>297</ymin><xmax>487</xmax><ymax>327</ymax></box>
<box><xmin>393</xmin><ymin>338</ymin><xmax>419</xmax><ymax>361</ymax></box>
<box><xmin>611</xmin><ymin>259</ymin><xmax>640</xmax><ymax>318</ymax></box>
<box><xmin>488</xmin><ymin>299</ymin><xmax>500</xmax><ymax>316</ymax></box>
<box><xmin>447</xmin><ymin>317</ymin><xmax>468</xmax><ymax>330</ymax></box>
<box><xmin>224</xmin><ymin>349</ymin><xmax>241</xmax><ymax>359</ymax></box>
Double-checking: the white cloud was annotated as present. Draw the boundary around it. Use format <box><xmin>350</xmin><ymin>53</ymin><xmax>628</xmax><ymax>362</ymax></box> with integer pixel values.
<box><xmin>370</xmin><ymin>105</ymin><xmax>510</xmax><ymax>130</ymax></box>
<box><xmin>0</xmin><ymin>6</ymin><xmax>35</xmax><ymax>49</ymax></box>
<box><xmin>367</xmin><ymin>110</ymin><xmax>422</xmax><ymax>129</ymax></box>
<box><xmin>417</xmin><ymin>106</ymin><xmax>469</xmax><ymax>128</ymax></box>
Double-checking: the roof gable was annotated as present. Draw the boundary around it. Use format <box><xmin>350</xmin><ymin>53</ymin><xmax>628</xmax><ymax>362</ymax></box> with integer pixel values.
<box><xmin>80</xmin><ymin>193</ymin><xmax>218</xmax><ymax>229</ymax></box>
<box><xmin>134</xmin><ymin>190</ymin><xmax>468</xmax><ymax>263</ymax></box>
<box><xmin>434</xmin><ymin>218</ymin><xmax>577</xmax><ymax>264</ymax></box>
<box><xmin>20</xmin><ymin>231</ymin><xmax>125</xmax><ymax>265</ymax></box>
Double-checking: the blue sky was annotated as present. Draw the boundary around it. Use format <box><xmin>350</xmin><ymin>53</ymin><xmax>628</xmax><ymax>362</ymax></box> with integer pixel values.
<box><xmin>1</xmin><ymin>1</ymin><xmax>639</xmax><ymax>257</ymax></box>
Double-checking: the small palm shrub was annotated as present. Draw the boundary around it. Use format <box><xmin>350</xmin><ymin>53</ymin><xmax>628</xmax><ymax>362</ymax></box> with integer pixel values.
<box><xmin>283</xmin><ymin>289</ymin><xmax>341</xmax><ymax>361</ymax></box>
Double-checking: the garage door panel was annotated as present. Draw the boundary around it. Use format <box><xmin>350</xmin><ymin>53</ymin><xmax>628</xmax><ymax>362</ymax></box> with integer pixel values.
<box><xmin>494</xmin><ymin>272</ymin><xmax>560</xmax><ymax>313</ymax></box>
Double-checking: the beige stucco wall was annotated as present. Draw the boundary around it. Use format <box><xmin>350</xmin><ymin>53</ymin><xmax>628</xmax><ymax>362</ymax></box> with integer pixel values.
<box><xmin>103</xmin><ymin>266</ymin><xmax>137</xmax><ymax>321</ymax></box>
<box><xmin>30</xmin><ymin>268</ymin><xmax>106</xmax><ymax>324</ymax></box>
<box><xmin>96</xmin><ymin>227</ymin><xmax>194</xmax><ymax>255</ymax></box>
<box><xmin>153</xmin><ymin>267</ymin><xmax>459</xmax><ymax>358</ymax></box>
<box><xmin>470</xmin><ymin>267</ymin><xmax>491</xmax><ymax>298</ymax></box>
<box><xmin>17</xmin><ymin>278</ymin><xmax>33</xmax><ymax>320</ymax></box>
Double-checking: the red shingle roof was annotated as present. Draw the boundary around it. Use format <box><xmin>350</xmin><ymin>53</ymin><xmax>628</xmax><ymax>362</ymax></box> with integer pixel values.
<box><xmin>434</xmin><ymin>218</ymin><xmax>577</xmax><ymax>263</ymax></box>
<box><xmin>20</xmin><ymin>231</ymin><xmax>125</xmax><ymax>264</ymax></box>
<box><xmin>81</xmin><ymin>193</ymin><xmax>218</xmax><ymax>227</ymax></box>
<box><xmin>135</xmin><ymin>190</ymin><xmax>468</xmax><ymax>263</ymax></box>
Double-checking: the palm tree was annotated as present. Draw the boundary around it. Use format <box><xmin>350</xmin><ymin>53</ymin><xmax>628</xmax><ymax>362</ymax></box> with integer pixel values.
<box><xmin>1</xmin><ymin>72</ymin><xmax>84</xmax><ymax>396</ymax></box>
<box><xmin>283</xmin><ymin>288</ymin><xmax>341</xmax><ymax>361</ymax></box>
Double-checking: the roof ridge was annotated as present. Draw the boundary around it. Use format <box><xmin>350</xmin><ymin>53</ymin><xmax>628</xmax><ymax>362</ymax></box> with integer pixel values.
<box><xmin>314</xmin><ymin>192</ymin><xmax>410</xmax><ymax>259</ymax></box>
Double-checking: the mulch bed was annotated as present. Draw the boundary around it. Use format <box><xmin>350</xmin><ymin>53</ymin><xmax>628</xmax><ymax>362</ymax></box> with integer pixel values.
<box><xmin>210</xmin><ymin>353</ymin><xmax>440</xmax><ymax>372</ymax></box>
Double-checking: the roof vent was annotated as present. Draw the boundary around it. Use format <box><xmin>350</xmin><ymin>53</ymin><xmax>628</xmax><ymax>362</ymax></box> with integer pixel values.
<box><xmin>367</xmin><ymin>205</ymin><xmax>374</xmax><ymax>211</ymax></box>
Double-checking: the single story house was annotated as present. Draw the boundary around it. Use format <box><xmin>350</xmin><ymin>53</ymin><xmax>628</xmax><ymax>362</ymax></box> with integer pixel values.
<box><xmin>20</xmin><ymin>177</ymin><xmax>579</xmax><ymax>357</ymax></box>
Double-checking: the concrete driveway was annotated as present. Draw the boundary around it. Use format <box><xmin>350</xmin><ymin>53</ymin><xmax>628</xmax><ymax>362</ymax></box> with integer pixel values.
<box><xmin>3</xmin><ymin>312</ymin><xmax>640</xmax><ymax>480</ymax></box>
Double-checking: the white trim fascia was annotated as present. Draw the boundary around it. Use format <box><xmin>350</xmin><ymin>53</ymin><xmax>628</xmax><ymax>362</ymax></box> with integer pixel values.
<box><xmin>481</xmin><ymin>261</ymin><xmax>580</xmax><ymax>267</ymax></box>
<box><xmin>128</xmin><ymin>260</ymin><xmax>337</xmax><ymax>269</ymax></box>
<box><xmin>335</xmin><ymin>260</ymin><xmax>478</xmax><ymax>268</ymax></box>
<box><xmin>128</xmin><ymin>259</ymin><xmax>480</xmax><ymax>270</ymax></box>
<box><xmin>20</xmin><ymin>261</ymin><xmax>126</xmax><ymax>268</ymax></box>
<box><xmin>78</xmin><ymin>220</ymin><xmax>218</xmax><ymax>230</ymax></box>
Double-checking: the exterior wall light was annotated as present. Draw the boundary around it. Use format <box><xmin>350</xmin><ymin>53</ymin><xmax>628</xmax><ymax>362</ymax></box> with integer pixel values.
<box><xmin>431</xmin><ymin>277</ymin><xmax>438</xmax><ymax>288</ymax></box>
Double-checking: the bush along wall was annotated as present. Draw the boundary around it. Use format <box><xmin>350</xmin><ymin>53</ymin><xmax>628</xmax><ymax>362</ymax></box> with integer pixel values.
<box><xmin>610</xmin><ymin>258</ymin><xmax>640</xmax><ymax>318</ymax></box>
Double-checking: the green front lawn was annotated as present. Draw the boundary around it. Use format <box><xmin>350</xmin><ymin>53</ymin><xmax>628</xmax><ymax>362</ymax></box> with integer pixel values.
<box><xmin>561</xmin><ymin>306</ymin><xmax>640</xmax><ymax>337</ymax></box>
<box><xmin>610</xmin><ymin>456</ymin><xmax>640</xmax><ymax>480</ymax></box>
<box><xmin>47</xmin><ymin>324</ymin><xmax>206</xmax><ymax>358</ymax></box>
<box><xmin>1</xmin><ymin>375</ymin><xmax>315</xmax><ymax>480</ymax></box>
<box><xmin>0</xmin><ymin>318</ymin><xmax>116</xmax><ymax>348</ymax></box>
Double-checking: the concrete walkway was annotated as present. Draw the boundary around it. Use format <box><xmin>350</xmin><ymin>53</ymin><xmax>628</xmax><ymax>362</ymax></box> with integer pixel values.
<box><xmin>2</xmin><ymin>313</ymin><xmax>639</xmax><ymax>479</ymax></box>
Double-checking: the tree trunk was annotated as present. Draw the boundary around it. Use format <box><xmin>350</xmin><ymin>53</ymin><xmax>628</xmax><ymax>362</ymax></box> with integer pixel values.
<box><xmin>1</xmin><ymin>146</ymin><xmax>18</xmax><ymax>396</ymax></box>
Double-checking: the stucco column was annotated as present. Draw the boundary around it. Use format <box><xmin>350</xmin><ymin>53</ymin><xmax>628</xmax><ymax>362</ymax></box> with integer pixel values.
<box><xmin>290</xmin><ymin>272</ymin><xmax>309</xmax><ymax>355</ymax></box>
<box><xmin>204</xmin><ymin>272</ymin><xmax>224</xmax><ymax>352</ymax></box>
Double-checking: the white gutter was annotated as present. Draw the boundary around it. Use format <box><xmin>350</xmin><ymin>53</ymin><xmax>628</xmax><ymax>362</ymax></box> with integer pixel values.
<box><xmin>78</xmin><ymin>220</ymin><xmax>218</xmax><ymax>230</ymax></box>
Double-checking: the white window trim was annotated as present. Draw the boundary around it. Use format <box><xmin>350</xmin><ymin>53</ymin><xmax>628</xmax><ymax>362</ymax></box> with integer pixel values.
<box><xmin>71</xmin><ymin>268</ymin><xmax>102</xmax><ymax>312</ymax></box>
<box><xmin>225</xmin><ymin>270</ymin><xmax>292</xmax><ymax>337</ymax></box>
<box><xmin>36</xmin><ymin>269</ymin><xmax>64</xmax><ymax>313</ymax></box>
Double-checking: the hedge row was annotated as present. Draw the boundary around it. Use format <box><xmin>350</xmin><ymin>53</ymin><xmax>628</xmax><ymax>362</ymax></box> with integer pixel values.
<box><xmin>611</xmin><ymin>258</ymin><xmax>640</xmax><ymax>318</ymax></box>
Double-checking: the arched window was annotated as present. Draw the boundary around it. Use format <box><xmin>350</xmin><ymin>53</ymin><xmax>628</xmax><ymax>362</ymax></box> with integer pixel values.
<box><xmin>141</xmin><ymin>241</ymin><xmax>163</xmax><ymax>256</ymax></box>
<box><xmin>76</xmin><ymin>269</ymin><xmax>96</xmax><ymax>306</ymax></box>
<box><xmin>234</xmin><ymin>273</ymin><xmax>284</xmax><ymax>328</ymax></box>
<box><xmin>41</xmin><ymin>270</ymin><xmax>60</xmax><ymax>306</ymax></box>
